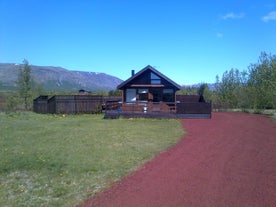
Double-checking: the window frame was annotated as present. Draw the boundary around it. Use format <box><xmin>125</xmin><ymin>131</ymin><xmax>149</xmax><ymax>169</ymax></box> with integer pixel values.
<box><xmin>138</xmin><ymin>89</ymin><xmax>149</xmax><ymax>101</ymax></box>
<box><xmin>150</xmin><ymin>72</ymin><xmax>161</xmax><ymax>84</ymax></box>
<box><xmin>126</xmin><ymin>89</ymin><xmax>136</xmax><ymax>103</ymax></box>
<box><xmin>162</xmin><ymin>89</ymin><xmax>174</xmax><ymax>102</ymax></box>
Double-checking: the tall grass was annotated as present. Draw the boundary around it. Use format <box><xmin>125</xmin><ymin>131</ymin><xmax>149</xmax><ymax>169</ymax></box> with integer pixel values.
<box><xmin>0</xmin><ymin>112</ymin><xmax>184</xmax><ymax>207</ymax></box>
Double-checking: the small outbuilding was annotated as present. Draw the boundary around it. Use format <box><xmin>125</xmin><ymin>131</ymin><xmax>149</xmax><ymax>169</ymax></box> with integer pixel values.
<box><xmin>33</xmin><ymin>96</ymin><xmax>48</xmax><ymax>114</ymax></box>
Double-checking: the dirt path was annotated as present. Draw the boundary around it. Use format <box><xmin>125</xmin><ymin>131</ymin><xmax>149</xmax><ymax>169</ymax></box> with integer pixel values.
<box><xmin>79</xmin><ymin>112</ymin><xmax>276</xmax><ymax>207</ymax></box>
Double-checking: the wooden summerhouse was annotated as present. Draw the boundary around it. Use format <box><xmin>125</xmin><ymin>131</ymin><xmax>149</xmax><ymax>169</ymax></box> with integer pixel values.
<box><xmin>117</xmin><ymin>65</ymin><xmax>181</xmax><ymax>113</ymax></box>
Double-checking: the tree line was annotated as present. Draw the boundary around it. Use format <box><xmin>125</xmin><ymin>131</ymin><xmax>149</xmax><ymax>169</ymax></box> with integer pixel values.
<box><xmin>4</xmin><ymin>52</ymin><xmax>276</xmax><ymax>112</ymax></box>
<box><xmin>178</xmin><ymin>52</ymin><xmax>276</xmax><ymax>110</ymax></box>
<box><xmin>214</xmin><ymin>52</ymin><xmax>275</xmax><ymax>109</ymax></box>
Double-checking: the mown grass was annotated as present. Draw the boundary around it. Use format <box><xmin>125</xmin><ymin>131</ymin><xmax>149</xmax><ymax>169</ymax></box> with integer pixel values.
<box><xmin>0</xmin><ymin>112</ymin><xmax>184</xmax><ymax>207</ymax></box>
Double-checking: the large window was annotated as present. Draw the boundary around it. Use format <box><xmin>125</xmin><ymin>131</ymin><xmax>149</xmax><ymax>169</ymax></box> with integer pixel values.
<box><xmin>151</xmin><ymin>72</ymin><xmax>161</xmax><ymax>84</ymax></box>
<box><xmin>126</xmin><ymin>89</ymin><xmax>136</xmax><ymax>102</ymax></box>
<box><xmin>150</xmin><ymin>88</ymin><xmax>162</xmax><ymax>102</ymax></box>
<box><xmin>163</xmin><ymin>89</ymin><xmax>174</xmax><ymax>102</ymax></box>
<box><xmin>138</xmin><ymin>89</ymin><xmax>148</xmax><ymax>101</ymax></box>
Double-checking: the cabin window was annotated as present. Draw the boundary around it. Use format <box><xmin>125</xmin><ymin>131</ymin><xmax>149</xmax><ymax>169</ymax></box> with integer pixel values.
<box><xmin>126</xmin><ymin>89</ymin><xmax>136</xmax><ymax>102</ymax></box>
<box><xmin>163</xmin><ymin>89</ymin><xmax>174</xmax><ymax>102</ymax></box>
<box><xmin>151</xmin><ymin>72</ymin><xmax>161</xmax><ymax>84</ymax></box>
<box><xmin>138</xmin><ymin>89</ymin><xmax>148</xmax><ymax>101</ymax></box>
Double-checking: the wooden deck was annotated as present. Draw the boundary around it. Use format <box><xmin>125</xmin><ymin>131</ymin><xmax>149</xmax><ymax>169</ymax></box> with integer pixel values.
<box><xmin>121</xmin><ymin>102</ymin><xmax>176</xmax><ymax>113</ymax></box>
<box><xmin>104</xmin><ymin>110</ymin><xmax>211</xmax><ymax>119</ymax></box>
<box><xmin>105</xmin><ymin>110</ymin><xmax>174</xmax><ymax>119</ymax></box>
<box><xmin>104</xmin><ymin>101</ymin><xmax>212</xmax><ymax>119</ymax></box>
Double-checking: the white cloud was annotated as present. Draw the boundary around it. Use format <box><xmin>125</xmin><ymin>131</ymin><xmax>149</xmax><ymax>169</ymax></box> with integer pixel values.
<box><xmin>222</xmin><ymin>12</ymin><xmax>245</xmax><ymax>20</ymax></box>
<box><xmin>262</xmin><ymin>11</ymin><xmax>276</xmax><ymax>22</ymax></box>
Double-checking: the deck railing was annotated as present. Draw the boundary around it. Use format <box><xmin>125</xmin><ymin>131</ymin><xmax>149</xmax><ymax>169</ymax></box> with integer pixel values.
<box><xmin>105</xmin><ymin>101</ymin><xmax>177</xmax><ymax>113</ymax></box>
<box><xmin>104</xmin><ymin>100</ymin><xmax>212</xmax><ymax>119</ymax></box>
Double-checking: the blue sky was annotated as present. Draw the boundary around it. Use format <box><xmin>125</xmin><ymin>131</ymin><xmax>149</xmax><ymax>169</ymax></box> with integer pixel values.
<box><xmin>1</xmin><ymin>0</ymin><xmax>276</xmax><ymax>85</ymax></box>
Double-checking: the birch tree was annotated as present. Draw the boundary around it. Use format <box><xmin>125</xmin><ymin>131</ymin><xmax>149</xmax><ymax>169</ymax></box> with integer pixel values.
<box><xmin>17</xmin><ymin>59</ymin><xmax>33</xmax><ymax>110</ymax></box>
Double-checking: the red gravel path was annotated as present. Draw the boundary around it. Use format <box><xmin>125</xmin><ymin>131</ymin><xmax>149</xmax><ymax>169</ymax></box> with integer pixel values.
<box><xmin>79</xmin><ymin>112</ymin><xmax>276</xmax><ymax>207</ymax></box>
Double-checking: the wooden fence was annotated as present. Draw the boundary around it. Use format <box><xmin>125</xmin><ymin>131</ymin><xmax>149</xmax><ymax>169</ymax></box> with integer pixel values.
<box><xmin>47</xmin><ymin>95</ymin><xmax>103</xmax><ymax>114</ymax></box>
<box><xmin>34</xmin><ymin>95</ymin><xmax>121</xmax><ymax>114</ymax></box>
<box><xmin>33</xmin><ymin>96</ymin><xmax>48</xmax><ymax>114</ymax></box>
<box><xmin>176</xmin><ymin>102</ymin><xmax>212</xmax><ymax>115</ymax></box>
<box><xmin>34</xmin><ymin>94</ymin><xmax>212</xmax><ymax>118</ymax></box>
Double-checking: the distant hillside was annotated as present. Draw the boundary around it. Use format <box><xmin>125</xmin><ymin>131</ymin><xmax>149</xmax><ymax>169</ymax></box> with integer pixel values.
<box><xmin>187</xmin><ymin>83</ymin><xmax>216</xmax><ymax>91</ymax></box>
<box><xmin>0</xmin><ymin>63</ymin><xmax>123</xmax><ymax>91</ymax></box>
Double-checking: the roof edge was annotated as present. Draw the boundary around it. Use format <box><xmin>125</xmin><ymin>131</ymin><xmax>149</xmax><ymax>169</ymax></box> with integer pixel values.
<box><xmin>117</xmin><ymin>65</ymin><xmax>181</xmax><ymax>90</ymax></box>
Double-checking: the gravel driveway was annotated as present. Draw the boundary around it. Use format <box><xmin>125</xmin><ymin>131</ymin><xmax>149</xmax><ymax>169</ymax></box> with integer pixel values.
<box><xmin>79</xmin><ymin>112</ymin><xmax>276</xmax><ymax>207</ymax></box>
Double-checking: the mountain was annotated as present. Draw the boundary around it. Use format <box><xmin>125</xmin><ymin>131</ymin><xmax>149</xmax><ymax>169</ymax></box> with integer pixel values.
<box><xmin>186</xmin><ymin>83</ymin><xmax>216</xmax><ymax>91</ymax></box>
<box><xmin>0</xmin><ymin>63</ymin><xmax>123</xmax><ymax>91</ymax></box>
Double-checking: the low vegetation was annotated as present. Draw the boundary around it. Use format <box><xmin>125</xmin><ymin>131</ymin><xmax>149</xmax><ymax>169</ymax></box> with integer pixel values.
<box><xmin>0</xmin><ymin>112</ymin><xmax>184</xmax><ymax>207</ymax></box>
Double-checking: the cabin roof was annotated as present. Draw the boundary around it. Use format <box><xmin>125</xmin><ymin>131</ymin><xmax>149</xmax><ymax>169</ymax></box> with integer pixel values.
<box><xmin>117</xmin><ymin>65</ymin><xmax>181</xmax><ymax>90</ymax></box>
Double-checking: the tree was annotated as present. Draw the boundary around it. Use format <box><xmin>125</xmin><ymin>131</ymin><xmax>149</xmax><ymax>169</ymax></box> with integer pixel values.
<box><xmin>17</xmin><ymin>59</ymin><xmax>33</xmax><ymax>110</ymax></box>
<box><xmin>214</xmin><ymin>68</ymin><xmax>248</xmax><ymax>109</ymax></box>
<box><xmin>108</xmin><ymin>89</ymin><xmax>122</xmax><ymax>96</ymax></box>
<box><xmin>214</xmin><ymin>52</ymin><xmax>276</xmax><ymax>110</ymax></box>
<box><xmin>247</xmin><ymin>52</ymin><xmax>276</xmax><ymax>109</ymax></box>
<box><xmin>177</xmin><ymin>86</ymin><xmax>198</xmax><ymax>95</ymax></box>
<box><xmin>197</xmin><ymin>83</ymin><xmax>207</xmax><ymax>96</ymax></box>
<box><xmin>215</xmin><ymin>69</ymin><xmax>237</xmax><ymax>108</ymax></box>
<box><xmin>197</xmin><ymin>83</ymin><xmax>213</xmax><ymax>102</ymax></box>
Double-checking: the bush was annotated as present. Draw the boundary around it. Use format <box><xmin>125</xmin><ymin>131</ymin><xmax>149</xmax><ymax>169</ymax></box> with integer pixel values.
<box><xmin>5</xmin><ymin>95</ymin><xmax>19</xmax><ymax>113</ymax></box>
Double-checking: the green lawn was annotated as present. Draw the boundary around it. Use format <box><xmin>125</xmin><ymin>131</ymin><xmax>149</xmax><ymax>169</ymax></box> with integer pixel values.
<box><xmin>0</xmin><ymin>112</ymin><xmax>184</xmax><ymax>207</ymax></box>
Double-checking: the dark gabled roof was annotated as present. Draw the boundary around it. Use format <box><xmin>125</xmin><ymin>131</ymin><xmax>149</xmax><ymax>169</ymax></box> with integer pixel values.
<box><xmin>117</xmin><ymin>65</ymin><xmax>182</xmax><ymax>90</ymax></box>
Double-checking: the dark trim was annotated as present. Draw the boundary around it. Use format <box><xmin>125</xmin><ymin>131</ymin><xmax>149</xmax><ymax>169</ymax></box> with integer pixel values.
<box><xmin>117</xmin><ymin>65</ymin><xmax>181</xmax><ymax>90</ymax></box>
<box><xmin>130</xmin><ymin>84</ymin><xmax>165</xmax><ymax>87</ymax></box>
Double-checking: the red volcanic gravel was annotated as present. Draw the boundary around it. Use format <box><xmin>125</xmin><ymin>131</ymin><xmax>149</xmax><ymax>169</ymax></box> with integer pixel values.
<box><xmin>79</xmin><ymin>112</ymin><xmax>276</xmax><ymax>207</ymax></box>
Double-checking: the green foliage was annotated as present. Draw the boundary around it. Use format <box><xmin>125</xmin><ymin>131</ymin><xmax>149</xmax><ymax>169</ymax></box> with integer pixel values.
<box><xmin>197</xmin><ymin>83</ymin><xmax>206</xmax><ymax>95</ymax></box>
<box><xmin>214</xmin><ymin>52</ymin><xmax>276</xmax><ymax>110</ymax></box>
<box><xmin>177</xmin><ymin>84</ymin><xmax>212</xmax><ymax>103</ymax></box>
<box><xmin>108</xmin><ymin>89</ymin><xmax>122</xmax><ymax>96</ymax></box>
<box><xmin>4</xmin><ymin>60</ymin><xmax>46</xmax><ymax>111</ymax></box>
<box><xmin>4</xmin><ymin>95</ymin><xmax>19</xmax><ymax>113</ymax></box>
<box><xmin>215</xmin><ymin>68</ymin><xmax>248</xmax><ymax>108</ymax></box>
<box><xmin>17</xmin><ymin>60</ymin><xmax>33</xmax><ymax>110</ymax></box>
<box><xmin>177</xmin><ymin>86</ymin><xmax>198</xmax><ymax>95</ymax></box>
<box><xmin>95</xmin><ymin>90</ymin><xmax>108</xmax><ymax>96</ymax></box>
<box><xmin>0</xmin><ymin>112</ymin><xmax>184</xmax><ymax>207</ymax></box>
<box><xmin>247</xmin><ymin>52</ymin><xmax>276</xmax><ymax>109</ymax></box>
<box><xmin>198</xmin><ymin>83</ymin><xmax>212</xmax><ymax>101</ymax></box>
